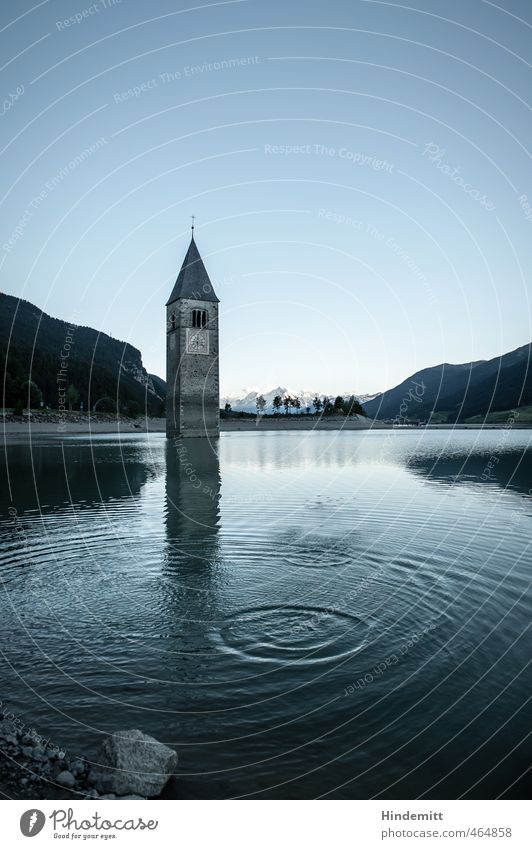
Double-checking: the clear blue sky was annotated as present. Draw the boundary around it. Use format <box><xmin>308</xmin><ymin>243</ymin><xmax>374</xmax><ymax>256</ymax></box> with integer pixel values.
<box><xmin>1</xmin><ymin>0</ymin><xmax>531</xmax><ymax>394</ymax></box>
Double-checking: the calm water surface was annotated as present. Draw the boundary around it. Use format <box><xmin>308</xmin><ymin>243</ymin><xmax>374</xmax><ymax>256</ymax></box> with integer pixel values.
<box><xmin>1</xmin><ymin>429</ymin><xmax>531</xmax><ymax>798</ymax></box>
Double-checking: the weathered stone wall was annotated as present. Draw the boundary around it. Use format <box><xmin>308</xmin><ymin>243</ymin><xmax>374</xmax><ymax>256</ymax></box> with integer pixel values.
<box><xmin>166</xmin><ymin>298</ymin><xmax>219</xmax><ymax>438</ymax></box>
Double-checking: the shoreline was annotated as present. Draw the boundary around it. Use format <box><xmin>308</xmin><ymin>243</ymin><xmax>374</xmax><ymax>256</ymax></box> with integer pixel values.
<box><xmin>2</xmin><ymin>414</ymin><xmax>532</xmax><ymax>439</ymax></box>
<box><xmin>222</xmin><ymin>420</ymin><xmax>532</xmax><ymax>431</ymax></box>
<box><xmin>0</xmin><ymin>717</ymin><xmax>175</xmax><ymax>801</ymax></box>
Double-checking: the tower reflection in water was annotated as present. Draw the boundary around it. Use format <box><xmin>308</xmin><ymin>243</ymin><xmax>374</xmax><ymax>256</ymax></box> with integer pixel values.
<box><xmin>164</xmin><ymin>437</ymin><xmax>221</xmax><ymax>544</ymax></box>
<box><xmin>163</xmin><ymin>438</ymin><xmax>222</xmax><ymax>675</ymax></box>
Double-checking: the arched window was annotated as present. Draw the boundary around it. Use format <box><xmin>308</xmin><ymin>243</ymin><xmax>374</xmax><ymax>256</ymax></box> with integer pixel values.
<box><xmin>192</xmin><ymin>309</ymin><xmax>207</xmax><ymax>328</ymax></box>
<box><xmin>169</xmin><ymin>313</ymin><xmax>176</xmax><ymax>332</ymax></box>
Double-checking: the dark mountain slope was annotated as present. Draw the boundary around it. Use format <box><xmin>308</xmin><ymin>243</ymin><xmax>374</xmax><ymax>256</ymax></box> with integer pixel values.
<box><xmin>0</xmin><ymin>294</ymin><xmax>165</xmax><ymax>414</ymax></box>
<box><xmin>364</xmin><ymin>344</ymin><xmax>532</xmax><ymax>422</ymax></box>
<box><xmin>363</xmin><ymin>361</ymin><xmax>484</xmax><ymax>420</ymax></box>
<box><xmin>441</xmin><ymin>346</ymin><xmax>532</xmax><ymax>421</ymax></box>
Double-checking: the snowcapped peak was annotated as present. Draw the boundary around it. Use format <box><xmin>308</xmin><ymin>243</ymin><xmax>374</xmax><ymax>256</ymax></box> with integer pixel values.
<box><xmin>221</xmin><ymin>386</ymin><xmax>379</xmax><ymax>413</ymax></box>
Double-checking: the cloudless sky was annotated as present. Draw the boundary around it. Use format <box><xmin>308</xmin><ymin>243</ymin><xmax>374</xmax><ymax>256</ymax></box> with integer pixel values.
<box><xmin>1</xmin><ymin>0</ymin><xmax>531</xmax><ymax>394</ymax></box>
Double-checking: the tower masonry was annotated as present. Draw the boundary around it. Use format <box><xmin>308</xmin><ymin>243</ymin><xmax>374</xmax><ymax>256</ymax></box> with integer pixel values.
<box><xmin>166</xmin><ymin>234</ymin><xmax>219</xmax><ymax>438</ymax></box>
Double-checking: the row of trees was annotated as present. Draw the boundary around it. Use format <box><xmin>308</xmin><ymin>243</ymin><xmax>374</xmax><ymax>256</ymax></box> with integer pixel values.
<box><xmin>8</xmin><ymin>380</ymin><xmax>80</xmax><ymax>415</ymax></box>
<box><xmin>1</xmin><ymin>344</ymin><xmax>165</xmax><ymax>418</ymax></box>
<box><xmin>8</xmin><ymin>378</ymin><xmax>143</xmax><ymax>418</ymax></box>
<box><xmin>255</xmin><ymin>394</ymin><xmax>366</xmax><ymax>416</ymax></box>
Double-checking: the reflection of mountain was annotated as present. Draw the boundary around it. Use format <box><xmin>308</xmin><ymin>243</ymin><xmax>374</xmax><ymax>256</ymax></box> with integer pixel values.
<box><xmin>3</xmin><ymin>440</ymin><xmax>152</xmax><ymax>512</ymax></box>
<box><xmin>406</xmin><ymin>449</ymin><xmax>532</xmax><ymax>498</ymax></box>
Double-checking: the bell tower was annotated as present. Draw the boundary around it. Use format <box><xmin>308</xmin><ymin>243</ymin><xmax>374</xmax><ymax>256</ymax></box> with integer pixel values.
<box><xmin>166</xmin><ymin>227</ymin><xmax>220</xmax><ymax>438</ymax></box>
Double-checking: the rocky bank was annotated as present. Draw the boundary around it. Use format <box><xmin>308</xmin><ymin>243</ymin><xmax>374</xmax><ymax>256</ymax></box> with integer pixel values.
<box><xmin>0</xmin><ymin>719</ymin><xmax>177</xmax><ymax>801</ymax></box>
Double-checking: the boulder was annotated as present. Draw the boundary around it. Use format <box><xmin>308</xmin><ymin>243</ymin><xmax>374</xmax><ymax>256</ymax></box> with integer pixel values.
<box><xmin>84</xmin><ymin>788</ymin><xmax>99</xmax><ymax>799</ymax></box>
<box><xmin>89</xmin><ymin>730</ymin><xmax>177</xmax><ymax>797</ymax></box>
<box><xmin>56</xmin><ymin>770</ymin><xmax>76</xmax><ymax>788</ymax></box>
<box><xmin>0</xmin><ymin>720</ymin><xmax>18</xmax><ymax>740</ymax></box>
<box><xmin>70</xmin><ymin>759</ymin><xmax>86</xmax><ymax>777</ymax></box>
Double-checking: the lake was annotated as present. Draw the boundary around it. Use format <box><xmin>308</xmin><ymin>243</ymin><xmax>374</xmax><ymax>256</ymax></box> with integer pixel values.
<box><xmin>1</xmin><ymin>428</ymin><xmax>531</xmax><ymax>799</ymax></box>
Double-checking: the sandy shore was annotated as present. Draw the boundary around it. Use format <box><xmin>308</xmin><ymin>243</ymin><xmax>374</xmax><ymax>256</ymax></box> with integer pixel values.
<box><xmin>1</xmin><ymin>415</ymin><xmax>374</xmax><ymax>437</ymax></box>
<box><xmin>1</xmin><ymin>418</ymin><xmax>167</xmax><ymax>435</ymax></box>
<box><xmin>2</xmin><ymin>416</ymin><xmax>530</xmax><ymax>440</ymax></box>
<box><xmin>222</xmin><ymin>416</ymin><xmax>375</xmax><ymax>431</ymax></box>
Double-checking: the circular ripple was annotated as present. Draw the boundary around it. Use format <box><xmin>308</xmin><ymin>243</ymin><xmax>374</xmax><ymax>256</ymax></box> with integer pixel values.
<box><xmin>213</xmin><ymin>604</ymin><xmax>372</xmax><ymax>666</ymax></box>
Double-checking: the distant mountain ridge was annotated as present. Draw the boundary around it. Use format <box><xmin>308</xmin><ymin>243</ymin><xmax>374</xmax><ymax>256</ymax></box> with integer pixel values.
<box><xmin>363</xmin><ymin>344</ymin><xmax>532</xmax><ymax>422</ymax></box>
<box><xmin>0</xmin><ymin>294</ymin><xmax>165</xmax><ymax>414</ymax></box>
<box><xmin>3</xmin><ymin>293</ymin><xmax>529</xmax><ymax>424</ymax></box>
<box><xmin>221</xmin><ymin>386</ymin><xmax>380</xmax><ymax>413</ymax></box>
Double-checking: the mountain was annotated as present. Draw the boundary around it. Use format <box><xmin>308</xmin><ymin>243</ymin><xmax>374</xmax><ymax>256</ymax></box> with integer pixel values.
<box><xmin>149</xmin><ymin>373</ymin><xmax>167</xmax><ymax>400</ymax></box>
<box><xmin>7</xmin><ymin>291</ymin><xmax>527</xmax><ymax>424</ymax></box>
<box><xmin>363</xmin><ymin>344</ymin><xmax>532</xmax><ymax>422</ymax></box>
<box><xmin>221</xmin><ymin>386</ymin><xmax>291</xmax><ymax>413</ymax></box>
<box><xmin>221</xmin><ymin>386</ymin><xmax>379</xmax><ymax>413</ymax></box>
<box><xmin>1</xmin><ymin>294</ymin><xmax>165</xmax><ymax>415</ymax></box>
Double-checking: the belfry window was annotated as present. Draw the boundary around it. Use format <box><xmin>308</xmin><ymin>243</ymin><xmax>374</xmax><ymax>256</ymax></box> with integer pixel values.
<box><xmin>170</xmin><ymin>313</ymin><xmax>176</xmax><ymax>331</ymax></box>
<box><xmin>192</xmin><ymin>309</ymin><xmax>207</xmax><ymax>328</ymax></box>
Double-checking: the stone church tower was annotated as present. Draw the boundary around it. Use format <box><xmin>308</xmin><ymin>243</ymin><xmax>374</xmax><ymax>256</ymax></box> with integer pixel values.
<box><xmin>166</xmin><ymin>231</ymin><xmax>219</xmax><ymax>438</ymax></box>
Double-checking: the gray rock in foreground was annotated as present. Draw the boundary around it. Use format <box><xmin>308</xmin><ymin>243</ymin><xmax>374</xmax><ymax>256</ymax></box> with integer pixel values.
<box><xmin>89</xmin><ymin>730</ymin><xmax>177</xmax><ymax>797</ymax></box>
<box><xmin>56</xmin><ymin>770</ymin><xmax>76</xmax><ymax>789</ymax></box>
<box><xmin>0</xmin><ymin>721</ymin><xmax>18</xmax><ymax>740</ymax></box>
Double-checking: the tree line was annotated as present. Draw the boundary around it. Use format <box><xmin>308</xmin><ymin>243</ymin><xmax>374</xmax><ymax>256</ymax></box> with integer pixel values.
<box><xmin>1</xmin><ymin>347</ymin><xmax>163</xmax><ymax>417</ymax></box>
<box><xmin>224</xmin><ymin>394</ymin><xmax>367</xmax><ymax>417</ymax></box>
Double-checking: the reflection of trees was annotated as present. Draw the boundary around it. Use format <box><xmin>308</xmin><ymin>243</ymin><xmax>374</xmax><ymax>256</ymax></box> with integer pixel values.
<box><xmin>220</xmin><ymin>433</ymin><xmax>532</xmax><ymax>500</ymax></box>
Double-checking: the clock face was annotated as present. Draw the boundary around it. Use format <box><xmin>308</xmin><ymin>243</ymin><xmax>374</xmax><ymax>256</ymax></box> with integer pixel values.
<box><xmin>186</xmin><ymin>328</ymin><xmax>209</xmax><ymax>355</ymax></box>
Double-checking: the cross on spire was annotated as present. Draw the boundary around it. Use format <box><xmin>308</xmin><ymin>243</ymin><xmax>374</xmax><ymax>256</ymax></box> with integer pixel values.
<box><xmin>190</xmin><ymin>214</ymin><xmax>195</xmax><ymax>235</ymax></box>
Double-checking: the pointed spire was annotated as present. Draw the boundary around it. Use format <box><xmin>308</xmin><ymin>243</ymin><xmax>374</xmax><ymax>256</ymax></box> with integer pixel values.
<box><xmin>166</xmin><ymin>231</ymin><xmax>219</xmax><ymax>305</ymax></box>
